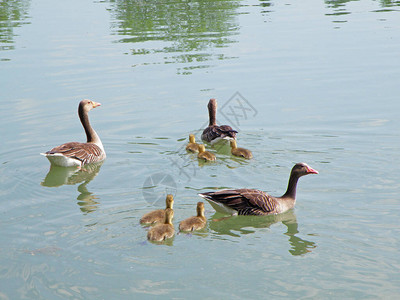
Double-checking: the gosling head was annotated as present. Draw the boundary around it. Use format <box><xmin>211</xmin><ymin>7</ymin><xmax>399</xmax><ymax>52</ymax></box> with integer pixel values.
<box><xmin>291</xmin><ymin>163</ymin><xmax>319</xmax><ymax>178</ymax></box>
<box><xmin>196</xmin><ymin>202</ymin><xmax>205</xmax><ymax>217</ymax></box>
<box><xmin>165</xmin><ymin>194</ymin><xmax>174</xmax><ymax>209</ymax></box>
<box><xmin>189</xmin><ymin>134</ymin><xmax>196</xmax><ymax>143</ymax></box>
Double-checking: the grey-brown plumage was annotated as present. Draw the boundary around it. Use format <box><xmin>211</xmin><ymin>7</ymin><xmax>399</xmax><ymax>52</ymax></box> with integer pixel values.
<box><xmin>186</xmin><ymin>134</ymin><xmax>199</xmax><ymax>153</ymax></box>
<box><xmin>41</xmin><ymin>99</ymin><xmax>106</xmax><ymax>167</ymax></box>
<box><xmin>179</xmin><ymin>202</ymin><xmax>207</xmax><ymax>232</ymax></box>
<box><xmin>199</xmin><ymin>163</ymin><xmax>318</xmax><ymax>216</ymax></box>
<box><xmin>197</xmin><ymin>144</ymin><xmax>216</xmax><ymax>162</ymax></box>
<box><xmin>140</xmin><ymin>194</ymin><xmax>174</xmax><ymax>224</ymax></box>
<box><xmin>147</xmin><ymin>208</ymin><xmax>175</xmax><ymax>242</ymax></box>
<box><xmin>230</xmin><ymin>140</ymin><xmax>253</xmax><ymax>159</ymax></box>
<box><xmin>201</xmin><ymin>99</ymin><xmax>237</xmax><ymax>144</ymax></box>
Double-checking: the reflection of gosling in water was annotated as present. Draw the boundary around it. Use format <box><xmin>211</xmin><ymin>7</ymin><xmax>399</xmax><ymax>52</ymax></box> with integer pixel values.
<box><xmin>230</xmin><ymin>140</ymin><xmax>253</xmax><ymax>159</ymax></box>
<box><xmin>140</xmin><ymin>194</ymin><xmax>174</xmax><ymax>224</ymax></box>
<box><xmin>147</xmin><ymin>208</ymin><xmax>175</xmax><ymax>242</ymax></box>
<box><xmin>186</xmin><ymin>134</ymin><xmax>199</xmax><ymax>153</ymax></box>
<box><xmin>197</xmin><ymin>144</ymin><xmax>216</xmax><ymax>162</ymax></box>
<box><xmin>179</xmin><ymin>202</ymin><xmax>207</xmax><ymax>232</ymax></box>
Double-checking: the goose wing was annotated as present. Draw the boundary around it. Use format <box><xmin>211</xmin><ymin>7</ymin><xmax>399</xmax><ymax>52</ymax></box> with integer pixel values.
<box><xmin>201</xmin><ymin>125</ymin><xmax>237</xmax><ymax>143</ymax></box>
<box><xmin>46</xmin><ymin>142</ymin><xmax>104</xmax><ymax>165</ymax></box>
<box><xmin>200</xmin><ymin>189</ymin><xmax>278</xmax><ymax>215</ymax></box>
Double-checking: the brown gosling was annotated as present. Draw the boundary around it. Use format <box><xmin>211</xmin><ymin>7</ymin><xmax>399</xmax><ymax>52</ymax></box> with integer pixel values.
<box><xmin>197</xmin><ymin>144</ymin><xmax>216</xmax><ymax>162</ymax></box>
<box><xmin>147</xmin><ymin>208</ymin><xmax>175</xmax><ymax>242</ymax></box>
<box><xmin>140</xmin><ymin>194</ymin><xmax>174</xmax><ymax>224</ymax></box>
<box><xmin>179</xmin><ymin>202</ymin><xmax>207</xmax><ymax>232</ymax></box>
<box><xmin>230</xmin><ymin>140</ymin><xmax>253</xmax><ymax>159</ymax></box>
<box><xmin>186</xmin><ymin>134</ymin><xmax>199</xmax><ymax>153</ymax></box>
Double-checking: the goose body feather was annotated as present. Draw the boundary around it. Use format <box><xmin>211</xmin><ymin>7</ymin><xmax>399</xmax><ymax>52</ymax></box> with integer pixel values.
<box><xmin>42</xmin><ymin>142</ymin><xmax>105</xmax><ymax>167</ymax></box>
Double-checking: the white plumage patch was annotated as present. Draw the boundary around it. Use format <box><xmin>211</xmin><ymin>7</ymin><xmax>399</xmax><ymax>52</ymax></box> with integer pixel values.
<box><xmin>209</xmin><ymin>136</ymin><xmax>230</xmax><ymax>145</ymax></box>
<box><xmin>40</xmin><ymin>153</ymin><xmax>81</xmax><ymax>167</ymax></box>
<box><xmin>198</xmin><ymin>193</ymin><xmax>238</xmax><ymax>215</ymax></box>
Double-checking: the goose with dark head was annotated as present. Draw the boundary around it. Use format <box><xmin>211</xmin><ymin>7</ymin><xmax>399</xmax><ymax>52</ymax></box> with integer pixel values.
<box><xmin>199</xmin><ymin>163</ymin><xmax>318</xmax><ymax>216</ymax></box>
<box><xmin>201</xmin><ymin>98</ymin><xmax>237</xmax><ymax>144</ymax></box>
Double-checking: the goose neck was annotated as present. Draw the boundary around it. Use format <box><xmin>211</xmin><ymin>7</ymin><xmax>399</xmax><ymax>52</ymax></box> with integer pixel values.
<box><xmin>208</xmin><ymin>102</ymin><xmax>217</xmax><ymax>126</ymax></box>
<box><xmin>79</xmin><ymin>106</ymin><xmax>100</xmax><ymax>145</ymax></box>
<box><xmin>281</xmin><ymin>173</ymin><xmax>300</xmax><ymax>201</ymax></box>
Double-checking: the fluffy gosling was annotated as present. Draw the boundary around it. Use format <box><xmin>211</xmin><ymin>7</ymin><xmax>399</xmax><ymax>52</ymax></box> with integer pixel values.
<box><xmin>230</xmin><ymin>140</ymin><xmax>253</xmax><ymax>159</ymax></box>
<box><xmin>147</xmin><ymin>208</ymin><xmax>175</xmax><ymax>242</ymax></box>
<box><xmin>179</xmin><ymin>202</ymin><xmax>207</xmax><ymax>232</ymax></box>
<box><xmin>186</xmin><ymin>134</ymin><xmax>199</xmax><ymax>153</ymax></box>
<box><xmin>140</xmin><ymin>194</ymin><xmax>174</xmax><ymax>224</ymax></box>
<box><xmin>197</xmin><ymin>144</ymin><xmax>216</xmax><ymax>162</ymax></box>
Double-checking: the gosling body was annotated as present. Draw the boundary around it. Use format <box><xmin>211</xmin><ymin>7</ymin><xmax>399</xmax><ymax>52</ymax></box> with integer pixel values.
<box><xmin>230</xmin><ymin>140</ymin><xmax>253</xmax><ymax>159</ymax></box>
<box><xmin>147</xmin><ymin>208</ymin><xmax>175</xmax><ymax>242</ymax></box>
<box><xmin>140</xmin><ymin>194</ymin><xmax>174</xmax><ymax>224</ymax></box>
<box><xmin>197</xmin><ymin>144</ymin><xmax>216</xmax><ymax>162</ymax></box>
<box><xmin>179</xmin><ymin>202</ymin><xmax>207</xmax><ymax>232</ymax></box>
<box><xmin>186</xmin><ymin>134</ymin><xmax>199</xmax><ymax>153</ymax></box>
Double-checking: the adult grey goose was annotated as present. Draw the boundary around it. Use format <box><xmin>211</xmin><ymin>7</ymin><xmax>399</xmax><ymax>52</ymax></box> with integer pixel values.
<box><xmin>201</xmin><ymin>98</ymin><xmax>237</xmax><ymax>144</ymax></box>
<box><xmin>41</xmin><ymin>99</ymin><xmax>106</xmax><ymax>167</ymax></box>
<box><xmin>199</xmin><ymin>163</ymin><xmax>318</xmax><ymax>215</ymax></box>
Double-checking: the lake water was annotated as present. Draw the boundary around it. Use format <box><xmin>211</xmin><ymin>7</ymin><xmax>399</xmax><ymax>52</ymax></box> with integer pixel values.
<box><xmin>1</xmin><ymin>0</ymin><xmax>400</xmax><ymax>298</ymax></box>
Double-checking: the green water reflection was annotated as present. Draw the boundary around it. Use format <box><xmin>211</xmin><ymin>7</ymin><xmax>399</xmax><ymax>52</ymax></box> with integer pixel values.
<box><xmin>0</xmin><ymin>0</ymin><xmax>30</xmax><ymax>53</ymax></box>
<box><xmin>325</xmin><ymin>0</ymin><xmax>400</xmax><ymax>12</ymax></box>
<box><xmin>107</xmin><ymin>0</ymin><xmax>240</xmax><ymax>74</ymax></box>
<box><xmin>41</xmin><ymin>163</ymin><xmax>103</xmax><ymax>214</ymax></box>
<box><xmin>210</xmin><ymin>211</ymin><xmax>316</xmax><ymax>256</ymax></box>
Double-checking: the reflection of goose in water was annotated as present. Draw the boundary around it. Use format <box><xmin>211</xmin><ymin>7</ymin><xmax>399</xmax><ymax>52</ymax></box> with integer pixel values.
<box><xmin>209</xmin><ymin>210</ymin><xmax>316</xmax><ymax>256</ymax></box>
<box><xmin>41</xmin><ymin>162</ymin><xmax>103</xmax><ymax>213</ymax></box>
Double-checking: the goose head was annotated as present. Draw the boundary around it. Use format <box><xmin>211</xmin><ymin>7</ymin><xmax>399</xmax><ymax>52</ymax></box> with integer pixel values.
<box><xmin>208</xmin><ymin>98</ymin><xmax>217</xmax><ymax>110</ymax></box>
<box><xmin>291</xmin><ymin>163</ymin><xmax>319</xmax><ymax>178</ymax></box>
<box><xmin>79</xmin><ymin>99</ymin><xmax>101</xmax><ymax>113</ymax></box>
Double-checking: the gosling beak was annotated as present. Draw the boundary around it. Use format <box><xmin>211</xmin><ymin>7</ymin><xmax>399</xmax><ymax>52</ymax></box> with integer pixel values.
<box><xmin>307</xmin><ymin>166</ymin><xmax>319</xmax><ymax>174</ymax></box>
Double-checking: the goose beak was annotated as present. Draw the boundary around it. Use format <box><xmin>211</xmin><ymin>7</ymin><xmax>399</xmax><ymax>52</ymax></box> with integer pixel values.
<box><xmin>307</xmin><ymin>166</ymin><xmax>319</xmax><ymax>174</ymax></box>
<box><xmin>92</xmin><ymin>101</ymin><xmax>101</xmax><ymax>108</ymax></box>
